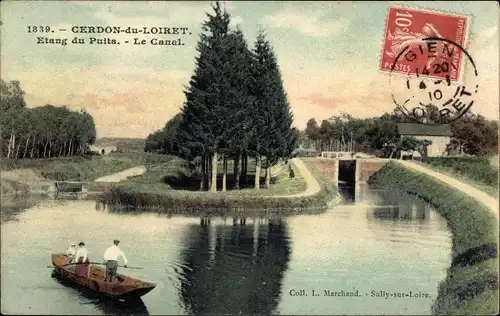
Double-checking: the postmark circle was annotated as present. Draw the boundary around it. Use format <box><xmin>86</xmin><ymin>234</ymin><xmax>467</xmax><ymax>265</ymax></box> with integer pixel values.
<box><xmin>389</xmin><ymin>37</ymin><xmax>478</xmax><ymax>125</ymax></box>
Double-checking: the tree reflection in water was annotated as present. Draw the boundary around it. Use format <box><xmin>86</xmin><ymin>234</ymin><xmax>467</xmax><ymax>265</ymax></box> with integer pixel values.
<box><xmin>50</xmin><ymin>270</ymin><xmax>149</xmax><ymax>315</ymax></box>
<box><xmin>368</xmin><ymin>189</ymin><xmax>430</xmax><ymax>222</ymax></box>
<box><xmin>338</xmin><ymin>183</ymin><xmax>356</xmax><ymax>203</ymax></box>
<box><xmin>179</xmin><ymin>217</ymin><xmax>291</xmax><ymax>315</ymax></box>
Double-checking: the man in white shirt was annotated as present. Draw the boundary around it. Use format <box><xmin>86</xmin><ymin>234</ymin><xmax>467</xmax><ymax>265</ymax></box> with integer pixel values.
<box><xmin>103</xmin><ymin>239</ymin><xmax>128</xmax><ymax>283</ymax></box>
<box><xmin>74</xmin><ymin>241</ymin><xmax>90</xmax><ymax>277</ymax></box>
<box><xmin>66</xmin><ymin>244</ymin><xmax>76</xmax><ymax>263</ymax></box>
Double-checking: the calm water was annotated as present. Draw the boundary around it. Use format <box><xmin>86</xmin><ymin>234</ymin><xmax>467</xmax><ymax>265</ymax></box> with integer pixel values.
<box><xmin>1</xmin><ymin>185</ymin><xmax>452</xmax><ymax>315</ymax></box>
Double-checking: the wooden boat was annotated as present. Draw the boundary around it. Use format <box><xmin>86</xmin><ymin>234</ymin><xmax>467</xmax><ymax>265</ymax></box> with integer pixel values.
<box><xmin>51</xmin><ymin>253</ymin><xmax>156</xmax><ymax>300</ymax></box>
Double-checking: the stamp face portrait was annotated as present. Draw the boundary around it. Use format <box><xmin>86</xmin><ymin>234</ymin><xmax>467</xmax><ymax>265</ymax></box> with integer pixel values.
<box><xmin>380</xmin><ymin>6</ymin><xmax>469</xmax><ymax>82</ymax></box>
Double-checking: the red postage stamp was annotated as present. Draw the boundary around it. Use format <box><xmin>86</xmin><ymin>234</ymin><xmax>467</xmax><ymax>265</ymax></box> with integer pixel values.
<box><xmin>380</xmin><ymin>6</ymin><xmax>469</xmax><ymax>82</ymax></box>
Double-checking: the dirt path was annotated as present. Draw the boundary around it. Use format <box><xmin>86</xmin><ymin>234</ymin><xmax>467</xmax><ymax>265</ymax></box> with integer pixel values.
<box><xmin>93</xmin><ymin>166</ymin><xmax>147</xmax><ymax>183</ymax></box>
<box><xmin>273</xmin><ymin>158</ymin><xmax>321</xmax><ymax>198</ymax></box>
<box><xmin>397</xmin><ymin>160</ymin><xmax>499</xmax><ymax>219</ymax></box>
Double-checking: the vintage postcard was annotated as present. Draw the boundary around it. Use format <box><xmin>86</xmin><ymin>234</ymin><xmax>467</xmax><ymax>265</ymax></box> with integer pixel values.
<box><xmin>1</xmin><ymin>1</ymin><xmax>498</xmax><ymax>315</ymax></box>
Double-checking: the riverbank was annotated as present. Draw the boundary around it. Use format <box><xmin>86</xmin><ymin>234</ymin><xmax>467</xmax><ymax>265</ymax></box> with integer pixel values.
<box><xmin>0</xmin><ymin>152</ymin><xmax>173</xmax><ymax>198</ymax></box>
<box><xmin>368</xmin><ymin>162</ymin><xmax>499</xmax><ymax>315</ymax></box>
<box><xmin>1</xmin><ymin>151</ymin><xmax>341</xmax><ymax>214</ymax></box>
<box><xmin>396</xmin><ymin>160</ymin><xmax>499</xmax><ymax>218</ymax></box>
<box><xmin>96</xmin><ymin>158</ymin><xmax>340</xmax><ymax>215</ymax></box>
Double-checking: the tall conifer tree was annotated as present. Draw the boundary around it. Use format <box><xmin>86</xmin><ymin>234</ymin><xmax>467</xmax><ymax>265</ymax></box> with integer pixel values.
<box><xmin>179</xmin><ymin>1</ymin><xmax>231</xmax><ymax>192</ymax></box>
<box><xmin>250</xmin><ymin>30</ymin><xmax>295</xmax><ymax>188</ymax></box>
<box><xmin>221</xmin><ymin>27</ymin><xmax>254</xmax><ymax>190</ymax></box>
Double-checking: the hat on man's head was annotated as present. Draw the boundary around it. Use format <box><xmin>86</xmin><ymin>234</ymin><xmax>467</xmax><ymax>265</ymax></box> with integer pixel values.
<box><xmin>113</xmin><ymin>239</ymin><xmax>120</xmax><ymax>245</ymax></box>
<box><xmin>70</xmin><ymin>243</ymin><xmax>76</xmax><ymax>246</ymax></box>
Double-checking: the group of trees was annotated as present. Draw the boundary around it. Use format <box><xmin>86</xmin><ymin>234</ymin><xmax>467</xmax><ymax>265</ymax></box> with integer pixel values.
<box><xmin>301</xmin><ymin>105</ymin><xmax>498</xmax><ymax>159</ymax></box>
<box><xmin>145</xmin><ymin>2</ymin><xmax>297</xmax><ymax>192</ymax></box>
<box><xmin>0</xmin><ymin>79</ymin><xmax>97</xmax><ymax>159</ymax></box>
<box><xmin>448</xmin><ymin>113</ymin><xmax>498</xmax><ymax>157</ymax></box>
<box><xmin>145</xmin><ymin>113</ymin><xmax>183</xmax><ymax>155</ymax></box>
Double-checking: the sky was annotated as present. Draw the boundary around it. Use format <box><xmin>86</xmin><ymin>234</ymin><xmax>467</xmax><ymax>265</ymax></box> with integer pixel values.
<box><xmin>1</xmin><ymin>1</ymin><xmax>498</xmax><ymax>138</ymax></box>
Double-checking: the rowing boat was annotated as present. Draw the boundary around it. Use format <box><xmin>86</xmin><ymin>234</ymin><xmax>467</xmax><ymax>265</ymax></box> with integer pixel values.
<box><xmin>50</xmin><ymin>253</ymin><xmax>156</xmax><ymax>300</ymax></box>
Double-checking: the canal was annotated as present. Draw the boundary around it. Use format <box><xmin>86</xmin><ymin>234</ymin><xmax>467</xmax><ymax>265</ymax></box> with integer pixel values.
<box><xmin>0</xmin><ymin>184</ymin><xmax>452</xmax><ymax>315</ymax></box>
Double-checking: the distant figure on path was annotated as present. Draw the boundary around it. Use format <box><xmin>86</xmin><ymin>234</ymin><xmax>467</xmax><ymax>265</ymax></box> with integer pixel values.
<box><xmin>66</xmin><ymin>243</ymin><xmax>77</xmax><ymax>263</ymax></box>
<box><xmin>104</xmin><ymin>239</ymin><xmax>128</xmax><ymax>283</ymax></box>
<box><xmin>74</xmin><ymin>241</ymin><xmax>90</xmax><ymax>277</ymax></box>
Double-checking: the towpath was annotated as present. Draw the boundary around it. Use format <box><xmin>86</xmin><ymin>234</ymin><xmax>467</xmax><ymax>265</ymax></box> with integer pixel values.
<box><xmin>93</xmin><ymin>166</ymin><xmax>147</xmax><ymax>183</ymax></box>
<box><xmin>272</xmin><ymin>158</ymin><xmax>321</xmax><ymax>198</ymax></box>
<box><xmin>396</xmin><ymin>160</ymin><xmax>499</xmax><ymax>219</ymax></box>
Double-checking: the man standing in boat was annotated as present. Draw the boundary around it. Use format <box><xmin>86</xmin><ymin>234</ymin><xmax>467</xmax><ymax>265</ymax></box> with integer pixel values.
<box><xmin>103</xmin><ymin>239</ymin><xmax>128</xmax><ymax>283</ymax></box>
<box><xmin>74</xmin><ymin>241</ymin><xmax>90</xmax><ymax>277</ymax></box>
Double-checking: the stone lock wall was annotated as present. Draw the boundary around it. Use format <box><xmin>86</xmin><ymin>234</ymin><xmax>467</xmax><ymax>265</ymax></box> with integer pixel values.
<box><xmin>307</xmin><ymin>158</ymin><xmax>388</xmax><ymax>183</ymax></box>
<box><xmin>356</xmin><ymin>159</ymin><xmax>390</xmax><ymax>183</ymax></box>
<box><xmin>308</xmin><ymin>159</ymin><xmax>338</xmax><ymax>182</ymax></box>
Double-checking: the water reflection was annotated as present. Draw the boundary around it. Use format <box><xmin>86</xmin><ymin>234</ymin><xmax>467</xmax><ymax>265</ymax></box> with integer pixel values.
<box><xmin>338</xmin><ymin>183</ymin><xmax>356</xmax><ymax>203</ymax></box>
<box><xmin>1</xmin><ymin>185</ymin><xmax>452</xmax><ymax>315</ymax></box>
<box><xmin>49</xmin><ymin>192</ymin><xmax>90</xmax><ymax>200</ymax></box>
<box><xmin>368</xmin><ymin>190</ymin><xmax>430</xmax><ymax>222</ymax></box>
<box><xmin>50</xmin><ymin>270</ymin><xmax>149</xmax><ymax>315</ymax></box>
<box><xmin>338</xmin><ymin>184</ymin><xmax>431</xmax><ymax>222</ymax></box>
<box><xmin>179</xmin><ymin>217</ymin><xmax>291</xmax><ymax>315</ymax></box>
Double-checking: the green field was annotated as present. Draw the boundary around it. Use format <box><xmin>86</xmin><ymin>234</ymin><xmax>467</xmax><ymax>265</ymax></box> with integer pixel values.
<box><xmin>0</xmin><ymin>152</ymin><xmax>171</xmax><ymax>182</ymax></box>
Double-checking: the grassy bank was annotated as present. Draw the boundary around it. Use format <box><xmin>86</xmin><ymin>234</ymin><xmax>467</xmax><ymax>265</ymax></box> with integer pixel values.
<box><xmin>368</xmin><ymin>162</ymin><xmax>499</xmax><ymax>315</ymax></box>
<box><xmin>0</xmin><ymin>152</ymin><xmax>172</xmax><ymax>182</ymax></box>
<box><xmin>424</xmin><ymin>157</ymin><xmax>498</xmax><ymax>198</ymax></box>
<box><xmin>0</xmin><ymin>152</ymin><xmax>174</xmax><ymax>199</ymax></box>
<box><xmin>96</xmin><ymin>158</ymin><xmax>339</xmax><ymax>215</ymax></box>
<box><xmin>0</xmin><ymin>178</ymin><xmax>30</xmax><ymax>198</ymax></box>
<box><xmin>0</xmin><ymin>195</ymin><xmax>46</xmax><ymax>223</ymax></box>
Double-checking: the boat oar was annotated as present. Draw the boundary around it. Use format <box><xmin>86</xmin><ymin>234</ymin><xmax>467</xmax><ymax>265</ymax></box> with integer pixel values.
<box><xmin>46</xmin><ymin>262</ymin><xmax>89</xmax><ymax>268</ymax></box>
<box><xmin>120</xmin><ymin>265</ymin><xmax>143</xmax><ymax>269</ymax></box>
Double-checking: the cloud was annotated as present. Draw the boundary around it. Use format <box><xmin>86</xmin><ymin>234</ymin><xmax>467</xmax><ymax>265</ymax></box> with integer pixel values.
<box><xmin>76</xmin><ymin>1</ymin><xmax>212</xmax><ymax>25</ymax></box>
<box><xmin>465</xmin><ymin>25</ymin><xmax>499</xmax><ymax>119</ymax></box>
<box><xmin>3</xmin><ymin>62</ymin><xmax>189</xmax><ymax>138</ymax></box>
<box><xmin>262</xmin><ymin>8</ymin><xmax>348</xmax><ymax>37</ymax></box>
<box><xmin>3</xmin><ymin>1</ymin><xmax>496</xmax><ymax>138</ymax></box>
<box><xmin>230</xmin><ymin>16</ymin><xmax>244</xmax><ymax>28</ymax></box>
<box><xmin>92</xmin><ymin>3</ymin><xmax>209</xmax><ymax>28</ymax></box>
<box><xmin>283</xmin><ymin>21</ymin><xmax>499</xmax><ymax>130</ymax></box>
<box><xmin>81</xmin><ymin>5</ymin><xmax>206</xmax><ymax>62</ymax></box>
<box><xmin>484</xmin><ymin>25</ymin><xmax>498</xmax><ymax>38</ymax></box>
